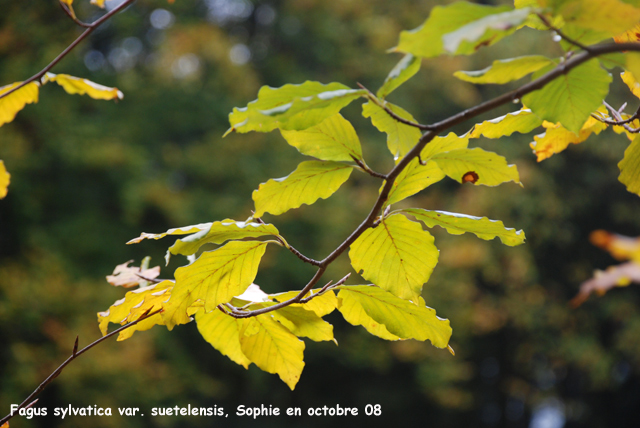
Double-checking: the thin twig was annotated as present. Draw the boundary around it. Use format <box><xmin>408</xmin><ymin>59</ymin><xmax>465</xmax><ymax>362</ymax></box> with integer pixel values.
<box><xmin>537</xmin><ymin>13</ymin><xmax>592</xmax><ymax>52</ymax></box>
<box><xmin>357</xmin><ymin>83</ymin><xmax>434</xmax><ymax>131</ymax></box>
<box><xmin>603</xmin><ymin>101</ymin><xmax>640</xmax><ymax>133</ymax></box>
<box><xmin>286</xmin><ymin>244</ymin><xmax>323</xmax><ymax>267</ymax></box>
<box><xmin>0</xmin><ymin>0</ymin><xmax>136</xmax><ymax>101</ymax></box>
<box><xmin>58</xmin><ymin>1</ymin><xmax>92</xmax><ymax>28</ymax></box>
<box><xmin>351</xmin><ymin>155</ymin><xmax>387</xmax><ymax>179</ymax></box>
<box><xmin>0</xmin><ymin>308</ymin><xmax>162</xmax><ymax>426</ymax></box>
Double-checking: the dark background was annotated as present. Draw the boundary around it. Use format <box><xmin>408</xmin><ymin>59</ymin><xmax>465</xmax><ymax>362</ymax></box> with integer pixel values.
<box><xmin>2</xmin><ymin>0</ymin><xmax>640</xmax><ymax>427</ymax></box>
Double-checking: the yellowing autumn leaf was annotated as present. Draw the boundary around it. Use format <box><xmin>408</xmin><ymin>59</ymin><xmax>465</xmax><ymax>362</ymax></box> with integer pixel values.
<box><xmin>43</xmin><ymin>73</ymin><xmax>123</xmax><ymax>100</ymax></box>
<box><xmin>239</xmin><ymin>315</ymin><xmax>305</xmax><ymax>390</ymax></box>
<box><xmin>431</xmin><ymin>147</ymin><xmax>521</xmax><ymax>186</ymax></box>
<box><xmin>271</xmin><ymin>289</ymin><xmax>338</xmax><ymax>317</ymax></box>
<box><xmin>163</xmin><ymin>241</ymin><xmax>268</xmax><ymax>328</ymax></box>
<box><xmin>362</xmin><ymin>100</ymin><xmax>422</xmax><ymax>162</ymax></box>
<box><xmin>384</xmin><ymin>159</ymin><xmax>445</xmax><ymax>207</ymax></box>
<box><xmin>105</xmin><ymin>259</ymin><xmax>161</xmax><ymax>288</ymax></box>
<box><xmin>530</xmin><ymin>115</ymin><xmax>607</xmax><ymax>162</ymax></box>
<box><xmin>91</xmin><ymin>0</ymin><xmax>109</xmax><ymax>8</ymax></box>
<box><xmin>0</xmin><ymin>160</ymin><xmax>10</xmax><ymax>199</ymax></box>
<box><xmin>60</xmin><ymin>0</ymin><xmax>73</xmax><ymax>5</ymax></box>
<box><xmin>196</xmin><ymin>309</ymin><xmax>251</xmax><ymax>369</ymax></box>
<box><xmin>337</xmin><ymin>285</ymin><xmax>452</xmax><ymax>348</ymax></box>
<box><xmin>470</xmin><ymin>108</ymin><xmax>542</xmax><ymax>139</ymax></box>
<box><xmin>0</xmin><ymin>81</ymin><xmax>39</xmax><ymax>127</ymax></box>
<box><xmin>618</xmin><ymin>134</ymin><xmax>640</xmax><ymax>197</ymax></box>
<box><xmin>621</xmin><ymin>71</ymin><xmax>640</xmax><ymax>99</ymax></box>
<box><xmin>349</xmin><ymin>214</ymin><xmax>439</xmax><ymax>303</ymax></box>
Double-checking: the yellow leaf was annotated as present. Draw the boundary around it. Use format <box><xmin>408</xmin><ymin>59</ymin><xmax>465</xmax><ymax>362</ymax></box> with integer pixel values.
<box><xmin>384</xmin><ymin>159</ymin><xmax>445</xmax><ymax>207</ymax></box>
<box><xmin>619</xmin><ymin>134</ymin><xmax>640</xmax><ymax>197</ymax></box>
<box><xmin>470</xmin><ymin>108</ymin><xmax>542</xmax><ymax>139</ymax></box>
<box><xmin>530</xmin><ymin>114</ymin><xmax>607</xmax><ymax>162</ymax></box>
<box><xmin>268</xmin><ymin>305</ymin><xmax>334</xmax><ymax>342</ymax></box>
<box><xmin>0</xmin><ymin>160</ymin><xmax>10</xmax><ymax>199</ymax></box>
<box><xmin>91</xmin><ymin>0</ymin><xmax>107</xmax><ymax>8</ymax></box>
<box><xmin>239</xmin><ymin>315</ymin><xmax>305</xmax><ymax>390</ymax></box>
<box><xmin>271</xmin><ymin>289</ymin><xmax>338</xmax><ymax>317</ymax></box>
<box><xmin>196</xmin><ymin>309</ymin><xmax>251</xmax><ymax>369</ymax></box>
<box><xmin>614</xmin><ymin>23</ymin><xmax>640</xmax><ymax>43</ymax></box>
<box><xmin>60</xmin><ymin>0</ymin><xmax>73</xmax><ymax>5</ymax></box>
<box><xmin>43</xmin><ymin>73</ymin><xmax>123</xmax><ymax>100</ymax></box>
<box><xmin>97</xmin><ymin>280</ymin><xmax>173</xmax><ymax>340</ymax></box>
<box><xmin>621</xmin><ymin>71</ymin><xmax>640</xmax><ymax>99</ymax></box>
<box><xmin>0</xmin><ymin>81</ymin><xmax>39</xmax><ymax>127</ymax></box>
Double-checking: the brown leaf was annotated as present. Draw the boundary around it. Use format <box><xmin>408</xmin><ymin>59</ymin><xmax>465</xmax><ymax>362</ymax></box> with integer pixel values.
<box><xmin>106</xmin><ymin>260</ymin><xmax>160</xmax><ymax>288</ymax></box>
<box><xmin>571</xmin><ymin>261</ymin><xmax>640</xmax><ymax>307</ymax></box>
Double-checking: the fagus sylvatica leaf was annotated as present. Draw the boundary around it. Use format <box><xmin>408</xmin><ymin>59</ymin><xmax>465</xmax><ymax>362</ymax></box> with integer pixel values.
<box><xmin>259</xmin><ymin>304</ymin><xmax>334</xmax><ymax>342</ymax></box>
<box><xmin>271</xmin><ymin>289</ymin><xmax>338</xmax><ymax>317</ymax></box>
<box><xmin>105</xmin><ymin>260</ymin><xmax>160</xmax><ymax>288</ymax></box>
<box><xmin>377</xmin><ymin>54</ymin><xmax>421</xmax><ymax>99</ymax></box>
<box><xmin>621</xmin><ymin>71</ymin><xmax>640</xmax><ymax>99</ymax></box>
<box><xmin>403</xmin><ymin>208</ymin><xmax>526</xmax><ymax>246</ymax></box>
<box><xmin>239</xmin><ymin>315</ymin><xmax>305</xmax><ymax>390</ymax></box>
<box><xmin>280</xmin><ymin>114</ymin><xmax>363</xmax><ymax>162</ymax></box>
<box><xmin>0</xmin><ymin>160</ymin><xmax>10</xmax><ymax>199</ymax></box>
<box><xmin>530</xmin><ymin>115</ymin><xmax>607</xmax><ymax>161</ymax></box>
<box><xmin>252</xmin><ymin>161</ymin><xmax>353</xmax><ymax>217</ymax></box>
<box><xmin>362</xmin><ymin>100</ymin><xmax>421</xmax><ymax>161</ymax></box>
<box><xmin>589</xmin><ymin>229</ymin><xmax>640</xmax><ymax>263</ymax></box>
<box><xmin>551</xmin><ymin>0</ymin><xmax>640</xmax><ymax>36</ymax></box>
<box><xmin>384</xmin><ymin>159</ymin><xmax>445</xmax><ymax>207</ymax></box>
<box><xmin>454</xmin><ymin>55</ymin><xmax>554</xmax><ymax>84</ymax></box>
<box><xmin>167</xmin><ymin>220</ymin><xmax>281</xmax><ymax>262</ymax></box>
<box><xmin>0</xmin><ymin>82</ymin><xmax>39</xmax><ymax>127</ymax></box>
<box><xmin>420</xmin><ymin>132</ymin><xmax>470</xmax><ymax>160</ymax></box>
<box><xmin>470</xmin><ymin>108</ymin><xmax>542</xmax><ymax>139</ymax></box>
<box><xmin>337</xmin><ymin>285</ymin><xmax>452</xmax><ymax>348</ymax></box>
<box><xmin>163</xmin><ymin>241</ymin><xmax>268</xmax><ymax>327</ymax></box>
<box><xmin>431</xmin><ymin>147</ymin><xmax>521</xmax><ymax>186</ymax></box>
<box><xmin>196</xmin><ymin>309</ymin><xmax>251</xmax><ymax>369</ymax></box>
<box><xmin>394</xmin><ymin>3</ymin><xmax>523</xmax><ymax>58</ymax></box>
<box><xmin>349</xmin><ymin>214</ymin><xmax>439</xmax><ymax>303</ymax></box>
<box><xmin>128</xmin><ymin>222</ymin><xmax>213</xmax><ymax>244</ymax></box>
<box><xmin>523</xmin><ymin>59</ymin><xmax>611</xmax><ymax>134</ymax></box>
<box><xmin>42</xmin><ymin>73</ymin><xmax>123</xmax><ymax>100</ymax></box>
<box><xmin>226</xmin><ymin>81</ymin><xmax>364</xmax><ymax>134</ymax></box>
<box><xmin>618</xmin><ymin>135</ymin><xmax>640</xmax><ymax>197</ymax></box>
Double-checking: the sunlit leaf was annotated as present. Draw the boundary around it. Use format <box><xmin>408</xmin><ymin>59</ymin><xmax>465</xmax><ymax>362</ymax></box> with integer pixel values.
<box><xmin>349</xmin><ymin>214</ymin><xmax>439</xmax><ymax>302</ymax></box>
<box><xmin>0</xmin><ymin>82</ymin><xmax>39</xmax><ymax>127</ymax></box>
<box><xmin>384</xmin><ymin>159</ymin><xmax>445</xmax><ymax>207</ymax></box>
<box><xmin>589</xmin><ymin>229</ymin><xmax>640</xmax><ymax>263</ymax></box>
<box><xmin>337</xmin><ymin>285</ymin><xmax>452</xmax><ymax>348</ymax></box>
<box><xmin>253</xmin><ymin>161</ymin><xmax>352</xmax><ymax>217</ymax></box>
<box><xmin>420</xmin><ymin>131</ymin><xmax>470</xmax><ymax>160</ymax></box>
<box><xmin>523</xmin><ymin>59</ymin><xmax>611</xmax><ymax>134</ymax></box>
<box><xmin>271</xmin><ymin>289</ymin><xmax>338</xmax><ymax>317</ymax></box>
<box><xmin>530</xmin><ymin>115</ymin><xmax>607</xmax><ymax>161</ymax></box>
<box><xmin>97</xmin><ymin>280</ymin><xmax>173</xmax><ymax>340</ymax></box>
<box><xmin>454</xmin><ymin>55</ymin><xmax>554</xmax><ymax>84</ymax></box>
<box><xmin>552</xmin><ymin>0</ymin><xmax>640</xmax><ymax>36</ymax></box>
<box><xmin>42</xmin><ymin>73</ymin><xmax>123</xmax><ymax>100</ymax></box>
<box><xmin>0</xmin><ymin>160</ymin><xmax>10</xmax><ymax>199</ymax></box>
<box><xmin>60</xmin><ymin>0</ymin><xmax>73</xmax><ymax>5</ymax></box>
<box><xmin>239</xmin><ymin>315</ymin><xmax>305</xmax><ymax>390</ymax></box>
<box><xmin>394</xmin><ymin>3</ymin><xmax>519</xmax><ymax>58</ymax></box>
<box><xmin>91</xmin><ymin>0</ymin><xmax>109</xmax><ymax>7</ymax></box>
<box><xmin>618</xmin><ymin>134</ymin><xmax>640</xmax><ymax>197</ymax></box>
<box><xmin>403</xmin><ymin>208</ymin><xmax>526</xmax><ymax>246</ymax></box>
<box><xmin>196</xmin><ymin>308</ymin><xmax>251</xmax><ymax>369</ymax></box>
<box><xmin>280</xmin><ymin>114</ymin><xmax>363</xmax><ymax>162</ymax></box>
<box><xmin>431</xmin><ymin>148</ymin><xmax>521</xmax><ymax>186</ymax></box>
<box><xmin>167</xmin><ymin>220</ymin><xmax>280</xmax><ymax>261</ymax></box>
<box><xmin>128</xmin><ymin>222</ymin><xmax>213</xmax><ymax>244</ymax></box>
<box><xmin>377</xmin><ymin>54</ymin><xmax>421</xmax><ymax>99</ymax></box>
<box><xmin>266</xmin><ymin>305</ymin><xmax>334</xmax><ymax>342</ymax></box>
<box><xmin>362</xmin><ymin>100</ymin><xmax>422</xmax><ymax>162</ymax></box>
<box><xmin>557</xmin><ymin>24</ymin><xmax>612</xmax><ymax>51</ymax></box>
<box><xmin>105</xmin><ymin>259</ymin><xmax>160</xmax><ymax>288</ymax></box>
<box><xmin>470</xmin><ymin>108</ymin><xmax>542</xmax><ymax>139</ymax></box>
<box><xmin>226</xmin><ymin>81</ymin><xmax>364</xmax><ymax>134</ymax></box>
<box><xmin>163</xmin><ymin>241</ymin><xmax>268</xmax><ymax>327</ymax></box>
<box><xmin>621</xmin><ymin>70</ymin><xmax>640</xmax><ymax>99</ymax></box>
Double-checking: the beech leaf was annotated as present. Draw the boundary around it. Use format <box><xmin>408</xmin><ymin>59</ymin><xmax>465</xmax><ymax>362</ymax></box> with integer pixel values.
<box><xmin>42</xmin><ymin>73</ymin><xmax>123</xmax><ymax>100</ymax></box>
<box><xmin>0</xmin><ymin>160</ymin><xmax>10</xmax><ymax>199</ymax></box>
<box><xmin>271</xmin><ymin>289</ymin><xmax>338</xmax><ymax>317</ymax></box>
<box><xmin>384</xmin><ymin>159</ymin><xmax>445</xmax><ymax>207</ymax></box>
<box><xmin>431</xmin><ymin>147</ymin><xmax>521</xmax><ymax>186</ymax></box>
<box><xmin>454</xmin><ymin>55</ymin><xmax>554</xmax><ymax>84</ymax></box>
<box><xmin>377</xmin><ymin>54</ymin><xmax>421</xmax><ymax>99</ymax></box>
<box><xmin>196</xmin><ymin>309</ymin><xmax>251</xmax><ymax>369</ymax></box>
<box><xmin>362</xmin><ymin>100</ymin><xmax>421</xmax><ymax>162</ymax></box>
<box><xmin>470</xmin><ymin>108</ymin><xmax>542</xmax><ymax>139</ymax></box>
<box><xmin>105</xmin><ymin>260</ymin><xmax>161</xmax><ymax>288</ymax></box>
<box><xmin>349</xmin><ymin>214</ymin><xmax>439</xmax><ymax>303</ymax></box>
<box><xmin>253</xmin><ymin>160</ymin><xmax>352</xmax><ymax>217</ymax></box>
<box><xmin>0</xmin><ymin>82</ymin><xmax>39</xmax><ymax>127</ymax></box>
<box><xmin>530</xmin><ymin>113</ymin><xmax>607</xmax><ymax>162</ymax></box>
<box><xmin>618</xmin><ymin>135</ymin><xmax>640</xmax><ymax>197</ymax></box>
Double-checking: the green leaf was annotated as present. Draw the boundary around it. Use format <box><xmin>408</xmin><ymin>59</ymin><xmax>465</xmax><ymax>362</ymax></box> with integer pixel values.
<box><xmin>349</xmin><ymin>214</ymin><xmax>439</xmax><ymax>302</ymax></box>
<box><xmin>271</xmin><ymin>289</ymin><xmax>338</xmax><ymax>317</ymax></box>
<box><xmin>253</xmin><ymin>160</ymin><xmax>353</xmax><ymax>217</ymax></box>
<box><xmin>618</xmin><ymin>135</ymin><xmax>640</xmax><ymax>196</ymax></box>
<box><xmin>226</xmin><ymin>81</ymin><xmax>364</xmax><ymax>134</ymax></box>
<box><xmin>403</xmin><ymin>208</ymin><xmax>526</xmax><ymax>246</ymax></box>
<box><xmin>553</xmin><ymin>0</ymin><xmax>640</xmax><ymax>36</ymax></box>
<box><xmin>470</xmin><ymin>108</ymin><xmax>543</xmax><ymax>139</ymax></box>
<box><xmin>167</xmin><ymin>220</ymin><xmax>280</xmax><ymax>261</ymax></box>
<box><xmin>394</xmin><ymin>3</ymin><xmax>517</xmax><ymax>58</ymax></box>
<box><xmin>196</xmin><ymin>308</ymin><xmax>251</xmax><ymax>369</ymax></box>
<box><xmin>128</xmin><ymin>222</ymin><xmax>213</xmax><ymax>244</ymax></box>
<box><xmin>377</xmin><ymin>54</ymin><xmax>421</xmax><ymax>99</ymax></box>
<box><xmin>420</xmin><ymin>132</ymin><xmax>470</xmax><ymax>160</ymax></box>
<box><xmin>362</xmin><ymin>100</ymin><xmax>422</xmax><ymax>161</ymax></box>
<box><xmin>280</xmin><ymin>114</ymin><xmax>363</xmax><ymax>162</ymax></box>
<box><xmin>163</xmin><ymin>241</ymin><xmax>268</xmax><ymax>328</ymax></box>
<box><xmin>239</xmin><ymin>315</ymin><xmax>305</xmax><ymax>390</ymax></box>
<box><xmin>0</xmin><ymin>81</ymin><xmax>39</xmax><ymax>127</ymax></box>
<box><xmin>432</xmin><ymin>148</ymin><xmax>521</xmax><ymax>186</ymax></box>
<box><xmin>385</xmin><ymin>159</ymin><xmax>445</xmax><ymax>207</ymax></box>
<box><xmin>557</xmin><ymin>24</ymin><xmax>612</xmax><ymax>51</ymax></box>
<box><xmin>522</xmin><ymin>59</ymin><xmax>612</xmax><ymax>134</ymax></box>
<box><xmin>454</xmin><ymin>55</ymin><xmax>554</xmax><ymax>84</ymax></box>
<box><xmin>337</xmin><ymin>285</ymin><xmax>452</xmax><ymax>348</ymax></box>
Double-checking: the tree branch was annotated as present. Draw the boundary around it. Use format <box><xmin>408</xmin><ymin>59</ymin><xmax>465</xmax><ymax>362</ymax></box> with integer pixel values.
<box><xmin>0</xmin><ymin>0</ymin><xmax>136</xmax><ymax>101</ymax></box>
<box><xmin>537</xmin><ymin>13</ymin><xmax>592</xmax><ymax>53</ymax></box>
<box><xmin>0</xmin><ymin>308</ymin><xmax>162</xmax><ymax>426</ymax></box>
<box><xmin>357</xmin><ymin>83</ymin><xmax>434</xmax><ymax>131</ymax></box>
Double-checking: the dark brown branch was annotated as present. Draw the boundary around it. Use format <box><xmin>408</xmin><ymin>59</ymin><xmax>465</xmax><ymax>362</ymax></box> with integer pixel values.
<box><xmin>0</xmin><ymin>308</ymin><xmax>162</xmax><ymax>426</ymax></box>
<box><xmin>0</xmin><ymin>0</ymin><xmax>136</xmax><ymax>101</ymax></box>
<box><xmin>286</xmin><ymin>244</ymin><xmax>323</xmax><ymax>267</ymax></box>
<box><xmin>351</xmin><ymin>155</ymin><xmax>387</xmax><ymax>179</ymax></box>
<box><xmin>357</xmin><ymin>83</ymin><xmax>434</xmax><ymax>131</ymax></box>
<box><xmin>537</xmin><ymin>13</ymin><xmax>592</xmax><ymax>53</ymax></box>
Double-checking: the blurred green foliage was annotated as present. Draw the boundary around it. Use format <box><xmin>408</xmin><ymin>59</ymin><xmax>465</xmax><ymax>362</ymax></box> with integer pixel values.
<box><xmin>2</xmin><ymin>0</ymin><xmax>640</xmax><ymax>427</ymax></box>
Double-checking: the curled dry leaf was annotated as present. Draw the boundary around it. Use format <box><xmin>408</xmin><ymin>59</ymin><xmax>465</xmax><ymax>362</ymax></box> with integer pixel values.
<box><xmin>106</xmin><ymin>260</ymin><xmax>161</xmax><ymax>288</ymax></box>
